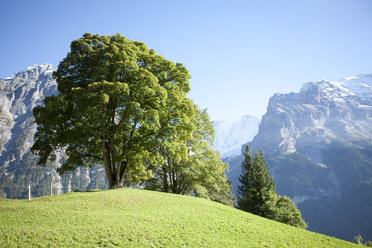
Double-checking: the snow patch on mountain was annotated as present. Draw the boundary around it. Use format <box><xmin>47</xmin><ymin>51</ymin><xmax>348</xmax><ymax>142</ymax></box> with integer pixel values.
<box><xmin>300</xmin><ymin>73</ymin><xmax>372</xmax><ymax>104</ymax></box>
<box><xmin>339</xmin><ymin>73</ymin><xmax>372</xmax><ymax>101</ymax></box>
<box><xmin>213</xmin><ymin>115</ymin><xmax>260</xmax><ymax>157</ymax></box>
<box><xmin>2</xmin><ymin>64</ymin><xmax>54</xmax><ymax>80</ymax></box>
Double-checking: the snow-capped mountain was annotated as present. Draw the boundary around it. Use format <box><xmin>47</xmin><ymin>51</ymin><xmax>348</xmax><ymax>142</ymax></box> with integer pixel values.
<box><xmin>339</xmin><ymin>74</ymin><xmax>372</xmax><ymax>101</ymax></box>
<box><xmin>0</xmin><ymin>65</ymin><xmax>107</xmax><ymax>199</ymax></box>
<box><xmin>250</xmin><ymin>74</ymin><xmax>372</xmax><ymax>158</ymax></box>
<box><xmin>213</xmin><ymin>115</ymin><xmax>260</xmax><ymax>157</ymax></box>
<box><xmin>227</xmin><ymin>73</ymin><xmax>372</xmax><ymax>241</ymax></box>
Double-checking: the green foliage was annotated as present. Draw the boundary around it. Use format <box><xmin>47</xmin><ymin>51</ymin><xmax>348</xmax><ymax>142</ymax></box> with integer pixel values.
<box><xmin>262</xmin><ymin>193</ymin><xmax>308</xmax><ymax>229</ymax></box>
<box><xmin>0</xmin><ymin>189</ymin><xmax>357</xmax><ymax>247</ymax></box>
<box><xmin>190</xmin><ymin>142</ymin><xmax>233</xmax><ymax>206</ymax></box>
<box><xmin>354</xmin><ymin>235</ymin><xmax>363</xmax><ymax>244</ymax></box>
<box><xmin>353</xmin><ymin>235</ymin><xmax>372</xmax><ymax>246</ymax></box>
<box><xmin>31</xmin><ymin>33</ymin><xmax>192</xmax><ymax>188</ymax></box>
<box><xmin>237</xmin><ymin>145</ymin><xmax>307</xmax><ymax>229</ymax></box>
<box><xmin>365</xmin><ymin>241</ymin><xmax>372</xmax><ymax>247</ymax></box>
<box><xmin>145</xmin><ymin>107</ymin><xmax>233</xmax><ymax>206</ymax></box>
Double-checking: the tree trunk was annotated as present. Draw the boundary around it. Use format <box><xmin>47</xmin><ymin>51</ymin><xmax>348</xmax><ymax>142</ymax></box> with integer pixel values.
<box><xmin>102</xmin><ymin>139</ymin><xmax>115</xmax><ymax>188</ymax></box>
<box><xmin>102</xmin><ymin>138</ymin><xmax>127</xmax><ymax>189</ymax></box>
<box><xmin>171</xmin><ymin>168</ymin><xmax>177</xmax><ymax>193</ymax></box>
<box><xmin>162</xmin><ymin>166</ymin><xmax>169</xmax><ymax>192</ymax></box>
<box><xmin>119</xmin><ymin>161</ymin><xmax>127</xmax><ymax>185</ymax></box>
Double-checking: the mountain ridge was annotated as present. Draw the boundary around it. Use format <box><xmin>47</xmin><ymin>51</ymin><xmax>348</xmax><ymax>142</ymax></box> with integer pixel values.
<box><xmin>226</xmin><ymin>73</ymin><xmax>372</xmax><ymax>241</ymax></box>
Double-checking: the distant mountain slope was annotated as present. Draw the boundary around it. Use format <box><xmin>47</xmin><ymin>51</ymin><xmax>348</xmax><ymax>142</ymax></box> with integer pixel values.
<box><xmin>227</xmin><ymin>74</ymin><xmax>372</xmax><ymax>241</ymax></box>
<box><xmin>0</xmin><ymin>188</ymin><xmax>358</xmax><ymax>247</ymax></box>
<box><xmin>213</xmin><ymin>115</ymin><xmax>260</xmax><ymax>157</ymax></box>
<box><xmin>0</xmin><ymin>65</ymin><xmax>107</xmax><ymax>199</ymax></box>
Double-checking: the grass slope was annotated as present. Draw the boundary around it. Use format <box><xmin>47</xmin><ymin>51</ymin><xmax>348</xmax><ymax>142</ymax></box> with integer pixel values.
<box><xmin>0</xmin><ymin>188</ymin><xmax>356</xmax><ymax>247</ymax></box>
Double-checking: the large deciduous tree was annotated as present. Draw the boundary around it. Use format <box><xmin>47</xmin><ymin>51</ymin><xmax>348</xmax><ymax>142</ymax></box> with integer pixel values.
<box><xmin>31</xmin><ymin>33</ymin><xmax>192</xmax><ymax>189</ymax></box>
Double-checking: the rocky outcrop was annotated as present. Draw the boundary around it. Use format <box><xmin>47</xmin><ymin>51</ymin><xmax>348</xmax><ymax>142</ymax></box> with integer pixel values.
<box><xmin>0</xmin><ymin>65</ymin><xmax>107</xmax><ymax>199</ymax></box>
<box><xmin>0</xmin><ymin>65</ymin><xmax>55</xmax><ymax>154</ymax></box>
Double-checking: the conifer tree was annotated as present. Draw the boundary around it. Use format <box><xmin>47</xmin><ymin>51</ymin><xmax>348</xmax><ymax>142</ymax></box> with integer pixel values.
<box><xmin>237</xmin><ymin>145</ymin><xmax>307</xmax><ymax>229</ymax></box>
<box><xmin>237</xmin><ymin>145</ymin><xmax>275</xmax><ymax>215</ymax></box>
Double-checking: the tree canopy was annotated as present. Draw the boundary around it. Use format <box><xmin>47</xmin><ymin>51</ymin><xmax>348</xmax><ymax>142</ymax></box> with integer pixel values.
<box><xmin>32</xmin><ymin>33</ymin><xmax>193</xmax><ymax>188</ymax></box>
<box><xmin>31</xmin><ymin>33</ymin><xmax>232</xmax><ymax>203</ymax></box>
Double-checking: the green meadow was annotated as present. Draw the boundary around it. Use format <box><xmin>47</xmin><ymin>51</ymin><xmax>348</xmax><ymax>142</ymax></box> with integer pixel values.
<box><xmin>0</xmin><ymin>188</ymin><xmax>356</xmax><ymax>247</ymax></box>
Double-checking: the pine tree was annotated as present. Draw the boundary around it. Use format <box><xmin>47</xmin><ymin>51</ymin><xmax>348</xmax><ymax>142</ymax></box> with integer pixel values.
<box><xmin>237</xmin><ymin>145</ymin><xmax>307</xmax><ymax>229</ymax></box>
<box><xmin>237</xmin><ymin>145</ymin><xmax>253</xmax><ymax>211</ymax></box>
<box><xmin>237</xmin><ymin>145</ymin><xmax>275</xmax><ymax>215</ymax></box>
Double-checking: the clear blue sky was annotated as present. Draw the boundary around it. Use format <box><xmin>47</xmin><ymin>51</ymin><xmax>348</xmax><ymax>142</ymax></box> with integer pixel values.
<box><xmin>1</xmin><ymin>0</ymin><xmax>372</xmax><ymax>120</ymax></box>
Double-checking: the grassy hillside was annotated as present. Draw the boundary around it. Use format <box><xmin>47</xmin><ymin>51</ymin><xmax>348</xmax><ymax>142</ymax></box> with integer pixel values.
<box><xmin>0</xmin><ymin>188</ymin><xmax>356</xmax><ymax>247</ymax></box>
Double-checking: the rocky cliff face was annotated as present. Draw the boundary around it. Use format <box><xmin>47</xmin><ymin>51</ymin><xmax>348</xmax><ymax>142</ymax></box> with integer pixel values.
<box><xmin>253</xmin><ymin>75</ymin><xmax>372</xmax><ymax>158</ymax></box>
<box><xmin>213</xmin><ymin>115</ymin><xmax>260</xmax><ymax>157</ymax></box>
<box><xmin>0</xmin><ymin>65</ymin><xmax>107</xmax><ymax>199</ymax></box>
<box><xmin>0</xmin><ymin>65</ymin><xmax>56</xmax><ymax>154</ymax></box>
<box><xmin>227</xmin><ymin>74</ymin><xmax>372</xmax><ymax>241</ymax></box>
